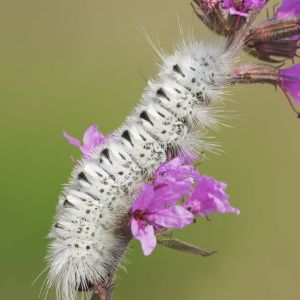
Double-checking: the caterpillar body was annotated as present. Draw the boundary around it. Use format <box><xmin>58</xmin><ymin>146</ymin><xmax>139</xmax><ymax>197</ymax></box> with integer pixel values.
<box><xmin>46</xmin><ymin>40</ymin><xmax>237</xmax><ymax>300</ymax></box>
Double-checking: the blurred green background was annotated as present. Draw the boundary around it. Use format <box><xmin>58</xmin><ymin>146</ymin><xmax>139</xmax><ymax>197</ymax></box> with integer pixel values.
<box><xmin>1</xmin><ymin>1</ymin><xmax>300</xmax><ymax>299</ymax></box>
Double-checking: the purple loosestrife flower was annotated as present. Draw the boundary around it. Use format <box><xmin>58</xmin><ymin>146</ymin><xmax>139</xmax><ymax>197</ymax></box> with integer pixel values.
<box><xmin>184</xmin><ymin>176</ymin><xmax>240</xmax><ymax>217</ymax></box>
<box><xmin>279</xmin><ymin>63</ymin><xmax>300</xmax><ymax>106</ymax></box>
<box><xmin>153</xmin><ymin>154</ymin><xmax>200</xmax><ymax>191</ymax></box>
<box><xmin>130</xmin><ymin>184</ymin><xmax>194</xmax><ymax>256</ymax></box>
<box><xmin>130</xmin><ymin>154</ymin><xmax>239</xmax><ymax>255</ymax></box>
<box><xmin>277</xmin><ymin>0</ymin><xmax>300</xmax><ymax>19</ymax></box>
<box><xmin>222</xmin><ymin>0</ymin><xmax>266</xmax><ymax>17</ymax></box>
<box><xmin>63</xmin><ymin>124</ymin><xmax>108</xmax><ymax>158</ymax></box>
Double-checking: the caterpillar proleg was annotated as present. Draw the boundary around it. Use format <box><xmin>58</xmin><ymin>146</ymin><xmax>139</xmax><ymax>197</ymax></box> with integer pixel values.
<box><xmin>45</xmin><ymin>37</ymin><xmax>238</xmax><ymax>300</ymax></box>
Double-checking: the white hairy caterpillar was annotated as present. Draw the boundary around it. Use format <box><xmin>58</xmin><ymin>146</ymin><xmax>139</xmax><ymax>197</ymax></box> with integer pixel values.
<box><xmin>45</xmin><ymin>37</ymin><xmax>239</xmax><ymax>300</ymax></box>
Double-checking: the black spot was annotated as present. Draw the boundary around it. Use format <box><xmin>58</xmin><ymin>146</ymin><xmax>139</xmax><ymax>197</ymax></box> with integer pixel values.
<box><xmin>86</xmin><ymin>209</ymin><xmax>91</xmax><ymax>214</ymax></box>
<box><xmin>86</xmin><ymin>245</ymin><xmax>90</xmax><ymax>250</ymax></box>
<box><xmin>63</xmin><ymin>199</ymin><xmax>73</xmax><ymax>208</ymax></box>
<box><xmin>75</xmin><ymin>244</ymin><xmax>79</xmax><ymax>248</ymax></box>
<box><xmin>173</xmin><ymin>64</ymin><xmax>185</xmax><ymax>77</ymax></box>
<box><xmin>196</xmin><ymin>91</ymin><xmax>203</xmax><ymax>101</ymax></box>
<box><xmin>118</xmin><ymin>171</ymin><xmax>124</xmax><ymax>175</ymax></box>
<box><xmin>157</xmin><ymin>111</ymin><xmax>165</xmax><ymax>118</ymax></box>
<box><xmin>100</xmin><ymin>189</ymin><xmax>104</xmax><ymax>193</ymax></box>
<box><xmin>55</xmin><ymin>223</ymin><xmax>63</xmax><ymax>229</ymax></box>
<box><xmin>140</xmin><ymin>153</ymin><xmax>145</xmax><ymax>157</ymax></box>
<box><xmin>175</xmin><ymin>88</ymin><xmax>182</xmax><ymax>94</ymax></box>
<box><xmin>121</xmin><ymin>130</ymin><xmax>134</xmax><ymax>146</ymax></box>
<box><xmin>190</xmin><ymin>66</ymin><xmax>196</xmax><ymax>71</ymax></box>
<box><xmin>176</xmin><ymin>103</ymin><xmax>182</xmax><ymax>108</ymax></box>
<box><xmin>119</xmin><ymin>152</ymin><xmax>126</xmax><ymax>160</ymax></box>
<box><xmin>140</xmin><ymin>111</ymin><xmax>154</xmax><ymax>126</ymax></box>
<box><xmin>156</xmin><ymin>88</ymin><xmax>170</xmax><ymax>101</ymax></box>
<box><xmin>78</xmin><ymin>172</ymin><xmax>90</xmax><ymax>183</ymax></box>
<box><xmin>161</xmin><ymin>130</ymin><xmax>166</xmax><ymax>134</ymax></box>
<box><xmin>139</xmin><ymin>134</ymin><xmax>147</xmax><ymax>141</ymax></box>
<box><xmin>101</xmin><ymin>148</ymin><xmax>110</xmax><ymax>161</ymax></box>
<box><xmin>191</xmin><ymin>77</ymin><xmax>196</xmax><ymax>83</ymax></box>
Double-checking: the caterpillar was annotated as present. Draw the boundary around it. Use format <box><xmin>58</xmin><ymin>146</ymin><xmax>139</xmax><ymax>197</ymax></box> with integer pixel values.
<box><xmin>45</xmin><ymin>37</ymin><xmax>238</xmax><ymax>300</ymax></box>
<box><xmin>42</xmin><ymin>0</ymin><xmax>300</xmax><ymax>298</ymax></box>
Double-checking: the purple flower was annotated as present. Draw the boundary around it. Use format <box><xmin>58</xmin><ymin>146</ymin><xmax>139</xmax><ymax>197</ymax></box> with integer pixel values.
<box><xmin>184</xmin><ymin>176</ymin><xmax>240</xmax><ymax>217</ymax></box>
<box><xmin>222</xmin><ymin>0</ymin><xmax>266</xmax><ymax>17</ymax></box>
<box><xmin>130</xmin><ymin>184</ymin><xmax>194</xmax><ymax>256</ymax></box>
<box><xmin>277</xmin><ymin>0</ymin><xmax>300</xmax><ymax>19</ymax></box>
<box><xmin>63</xmin><ymin>124</ymin><xmax>107</xmax><ymax>158</ymax></box>
<box><xmin>153</xmin><ymin>154</ymin><xmax>200</xmax><ymax>193</ymax></box>
<box><xmin>279</xmin><ymin>63</ymin><xmax>300</xmax><ymax>106</ymax></box>
<box><xmin>130</xmin><ymin>154</ymin><xmax>240</xmax><ymax>255</ymax></box>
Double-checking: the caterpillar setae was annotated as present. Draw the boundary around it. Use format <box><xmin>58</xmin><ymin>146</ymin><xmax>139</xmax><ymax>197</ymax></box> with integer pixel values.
<box><xmin>45</xmin><ymin>37</ymin><xmax>237</xmax><ymax>300</ymax></box>
<box><xmin>44</xmin><ymin>1</ymin><xmax>300</xmax><ymax>299</ymax></box>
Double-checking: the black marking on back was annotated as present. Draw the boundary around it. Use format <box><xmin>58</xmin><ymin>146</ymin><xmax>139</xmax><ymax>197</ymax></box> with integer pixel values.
<box><xmin>119</xmin><ymin>152</ymin><xmax>126</xmax><ymax>160</ymax></box>
<box><xmin>78</xmin><ymin>172</ymin><xmax>90</xmax><ymax>184</ymax></box>
<box><xmin>139</xmin><ymin>134</ymin><xmax>147</xmax><ymax>141</ymax></box>
<box><xmin>63</xmin><ymin>199</ymin><xmax>74</xmax><ymax>208</ymax></box>
<box><xmin>173</xmin><ymin>64</ymin><xmax>185</xmax><ymax>77</ymax></box>
<box><xmin>101</xmin><ymin>148</ymin><xmax>112</xmax><ymax>164</ymax></box>
<box><xmin>121</xmin><ymin>130</ymin><xmax>134</xmax><ymax>146</ymax></box>
<box><xmin>156</xmin><ymin>88</ymin><xmax>170</xmax><ymax>101</ymax></box>
<box><xmin>157</xmin><ymin>111</ymin><xmax>165</xmax><ymax>118</ymax></box>
<box><xmin>140</xmin><ymin>111</ymin><xmax>154</xmax><ymax>126</ymax></box>
<box><xmin>158</xmin><ymin>102</ymin><xmax>178</xmax><ymax>118</ymax></box>
<box><xmin>100</xmin><ymin>166</ymin><xmax>116</xmax><ymax>182</ymax></box>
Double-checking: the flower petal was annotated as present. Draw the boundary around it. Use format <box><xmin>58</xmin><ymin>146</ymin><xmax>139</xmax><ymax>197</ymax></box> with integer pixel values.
<box><xmin>82</xmin><ymin>124</ymin><xmax>106</xmax><ymax>146</ymax></box>
<box><xmin>132</xmin><ymin>184</ymin><xmax>154</xmax><ymax>211</ymax></box>
<box><xmin>149</xmin><ymin>206</ymin><xmax>194</xmax><ymax>229</ymax></box>
<box><xmin>277</xmin><ymin>0</ymin><xmax>300</xmax><ymax>19</ymax></box>
<box><xmin>184</xmin><ymin>176</ymin><xmax>240</xmax><ymax>216</ymax></box>
<box><xmin>131</xmin><ymin>219</ymin><xmax>157</xmax><ymax>256</ymax></box>
<box><xmin>280</xmin><ymin>63</ymin><xmax>300</xmax><ymax>104</ymax></box>
<box><xmin>63</xmin><ymin>131</ymin><xmax>81</xmax><ymax>148</ymax></box>
<box><xmin>149</xmin><ymin>184</ymin><xmax>190</xmax><ymax>210</ymax></box>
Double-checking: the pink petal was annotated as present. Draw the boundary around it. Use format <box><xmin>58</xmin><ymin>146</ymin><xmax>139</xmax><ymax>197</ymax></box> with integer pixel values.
<box><xmin>280</xmin><ymin>63</ymin><xmax>300</xmax><ymax>104</ymax></box>
<box><xmin>63</xmin><ymin>131</ymin><xmax>81</xmax><ymax>148</ymax></box>
<box><xmin>184</xmin><ymin>176</ymin><xmax>239</xmax><ymax>216</ymax></box>
<box><xmin>149</xmin><ymin>206</ymin><xmax>194</xmax><ymax>229</ymax></box>
<box><xmin>131</xmin><ymin>219</ymin><xmax>157</xmax><ymax>256</ymax></box>
<box><xmin>82</xmin><ymin>124</ymin><xmax>106</xmax><ymax>145</ymax></box>
<box><xmin>277</xmin><ymin>0</ymin><xmax>300</xmax><ymax>19</ymax></box>
<box><xmin>148</xmin><ymin>185</ymin><xmax>189</xmax><ymax>210</ymax></box>
<box><xmin>132</xmin><ymin>184</ymin><xmax>154</xmax><ymax>211</ymax></box>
